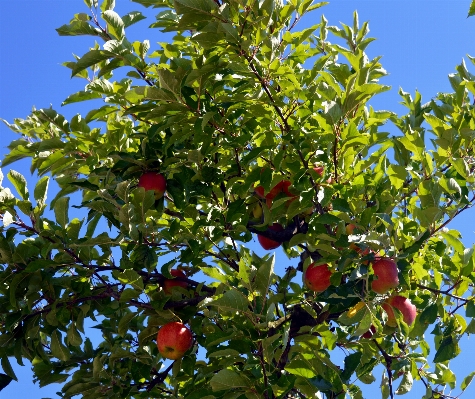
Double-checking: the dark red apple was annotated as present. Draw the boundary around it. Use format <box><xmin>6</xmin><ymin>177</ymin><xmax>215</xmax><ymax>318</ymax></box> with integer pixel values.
<box><xmin>138</xmin><ymin>172</ymin><xmax>166</xmax><ymax>199</ymax></box>
<box><xmin>163</xmin><ymin>269</ymin><xmax>188</xmax><ymax>294</ymax></box>
<box><xmin>304</xmin><ymin>263</ymin><xmax>332</xmax><ymax>292</ymax></box>
<box><xmin>157</xmin><ymin>322</ymin><xmax>193</xmax><ymax>360</ymax></box>
<box><xmin>257</xmin><ymin>223</ymin><xmax>283</xmax><ymax>250</ymax></box>
<box><xmin>362</xmin><ymin>325</ymin><xmax>376</xmax><ymax>339</ymax></box>
<box><xmin>382</xmin><ymin>296</ymin><xmax>417</xmax><ymax>327</ymax></box>
<box><xmin>371</xmin><ymin>258</ymin><xmax>399</xmax><ymax>294</ymax></box>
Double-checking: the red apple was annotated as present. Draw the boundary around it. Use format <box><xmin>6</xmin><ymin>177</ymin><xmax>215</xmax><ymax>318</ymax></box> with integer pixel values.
<box><xmin>313</xmin><ymin>166</ymin><xmax>324</xmax><ymax>177</ymax></box>
<box><xmin>257</xmin><ymin>223</ymin><xmax>283</xmax><ymax>250</ymax></box>
<box><xmin>254</xmin><ymin>185</ymin><xmax>266</xmax><ymax>199</ymax></box>
<box><xmin>362</xmin><ymin>325</ymin><xmax>376</xmax><ymax>339</ymax></box>
<box><xmin>163</xmin><ymin>269</ymin><xmax>188</xmax><ymax>294</ymax></box>
<box><xmin>304</xmin><ymin>263</ymin><xmax>332</xmax><ymax>292</ymax></box>
<box><xmin>382</xmin><ymin>296</ymin><xmax>417</xmax><ymax>327</ymax></box>
<box><xmin>371</xmin><ymin>258</ymin><xmax>399</xmax><ymax>294</ymax></box>
<box><xmin>157</xmin><ymin>322</ymin><xmax>193</xmax><ymax>360</ymax></box>
<box><xmin>138</xmin><ymin>172</ymin><xmax>166</xmax><ymax>199</ymax></box>
<box><xmin>281</xmin><ymin>180</ymin><xmax>294</xmax><ymax>196</ymax></box>
<box><xmin>255</xmin><ymin>180</ymin><xmax>294</xmax><ymax>201</ymax></box>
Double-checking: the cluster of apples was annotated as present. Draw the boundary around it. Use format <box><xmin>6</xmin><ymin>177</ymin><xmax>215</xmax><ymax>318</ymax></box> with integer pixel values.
<box><xmin>303</xmin><ymin>256</ymin><xmax>416</xmax><ymax>332</ymax></box>
<box><xmin>253</xmin><ymin>178</ymin><xmax>296</xmax><ymax>250</ymax></box>
<box><xmin>155</xmin><ymin>270</ymin><xmax>193</xmax><ymax>359</ymax></box>
<box><xmin>253</xmin><ymin>166</ymin><xmax>332</xmax><ymax>250</ymax></box>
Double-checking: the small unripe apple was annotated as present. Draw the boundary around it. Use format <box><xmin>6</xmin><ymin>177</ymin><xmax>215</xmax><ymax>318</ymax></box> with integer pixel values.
<box><xmin>138</xmin><ymin>172</ymin><xmax>166</xmax><ymax>199</ymax></box>
<box><xmin>382</xmin><ymin>295</ymin><xmax>417</xmax><ymax>327</ymax></box>
<box><xmin>304</xmin><ymin>263</ymin><xmax>332</xmax><ymax>292</ymax></box>
<box><xmin>157</xmin><ymin>321</ymin><xmax>193</xmax><ymax>360</ymax></box>
<box><xmin>371</xmin><ymin>258</ymin><xmax>399</xmax><ymax>294</ymax></box>
<box><xmin>163</xmin><ymin>269</ymin><xmax>188</xmax><ymax>294</ymax></box>
<box><xmin>257</xmin><ymin>223</ymin><xmax>283</xmax><ymax>250</ymax></box>
<box><xmin>252</xmin><ymin>202</ymin><xmax>263</xmax><ymax>219</ymax></box>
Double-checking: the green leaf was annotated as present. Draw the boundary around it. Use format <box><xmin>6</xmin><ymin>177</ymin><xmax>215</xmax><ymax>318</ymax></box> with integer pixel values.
<box><xmin>117</xmin><ymin>269</ymin><xmax>144</xmax><ymax>290</ymax></box>
<box><xmin>433</xmin><ymin>336</ymin><xmax>460</xmax><ymax>363</ymax></box>
<box><xmin>341</xmin><ymin>352</ymin><xmax>362</xmax><ymax>382</ymax></box>
<box><xmin>254</xmin><ymin>256</ymin><xmax>275</xmax><ymax>296</ymax></box>
<box><xmin>51</xmin><ymin>330</ymin><xmax>70</xmax><ymax>362</ymax></box>
<box><xmin>395</xmin><ymin>371</ymin><xmax>413</xmax><ymax>395</ymax></box>
<box><xmin>62</xmin><ymin>90</ymin><xmax>102</xmax><ymax>106</ymax></box>
<box><xmin>71</xmin><ymin>50</ymin><xmax>114</xmax><ymax>77</ymax></box>
<box><xmin>1</xmin><ymin>357</ymin><xmax>17</xmax><ymax>381</ymax></box>
<box><xmin>118</xmin><ymin>312</ymin><xmax>136</xmax><ymax>337</ymax></box>
<box><xmin>210</xmin><ymin>369</ymin><xmax>250</xmax><ymax>391</ymax></box>
<box><xmin>461</xmin><ymin>371</ymin><xmax>475</xmax><ymax>390</ymax></box>
<box><xmin>122</xmin><ymin>11</ymin><xmax>146</xmax><ymax>27</ymax></box>
<box><xmin>210</xmin><ymin>289</ymin><xmax>249</xmax><ymax>313</ymax></box>
<box><xmin>468</xmin><ymin>0</ymin><xmax>475</xmax><ymax>17</ymax></box>
<box><xmin>56</xmin><ymin>21</ymin><xmax>103</xmax><ymax>37</ymax></box>
<box><xmin>7</xmin><ymin>170</ymin><xmax>28</xmax><ymax>200</ymax></box>
<box><xmin>54</xmin><ymin>196</ymin><xmax>70</xmax><ymax>228</ymax></box>
<box><xmin>119</xmin><ymin>203</ymin><xmax>139</xmax><ymax>241</ymax></box>
<box><xmin>102</xmin><ymin>10</ymin><xmax>125</xmax><ymax>40</ymax></box>
<box><xmin>467</xmin><ymin>301</ymin><xmax>475</xmax><ymax>317</ymax></box>
<box><xmin>67</xmin><ymin>323</ymin><xmax>83</xmax><ymax>346</ymax></box>
<box><xmin>419</xmin><ymin>303</ymin><xmax>438</xmax><ymax>325</ymax></box>
<box><xmin>387</xmin><ymin>164</ymin><xmax>407</xmax><ymax>190</ymax></box>
<box><xmin>100</xmin><ymin>0</ymin><xmax>115</xmax><ymax>11</ymax></box>
<box><xmin>33</xmin><ymin>176</ymin><xmax>49</xmax><ymax>205</ymax></box>
<box><xmin>174</xmin><ymin>0</ymin><xmax>217</xmax><ymax>15</ymax></box>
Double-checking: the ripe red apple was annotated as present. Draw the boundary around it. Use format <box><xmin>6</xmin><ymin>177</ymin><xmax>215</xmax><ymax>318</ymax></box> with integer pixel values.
<box><xmin>163</xmin><ymin>269</ymin><xmax>188</xmax><ymax>294</ymax></box>
<box><xmin>157</xmin><ymin>322</ymin><xmax>193</xmax><ymax>360</ymax></box>
<box><xmin>304</xmin><ymin>263</ymin><xmax>332</xmax><ymax>292</ymax></box>
<box><xmin>281</xmin><ymin>180</ymin><xmax>294</xmax><ymax>196</ymax></box>
<box><xmin>255</xmin><ymin>180</ymin><xmax>290</xmax><ymax>199</ymax></box>
<box><xmin>371</xmin><ymin>258</ymin><xmax>399</xmax><ymax>294</ymax></box>
<box><xmin>382</xmin><ymin>296</ymin><xmax>417</xmax><ymax>327</ymax></box>
<box><xmin>313</xmin><ymin>166</ymin><xmax>324</xmax><ymax>177</ymax></box>
<box><xmin>138</xmin><ymin>172</ymin><xmax>166</xmax><ymax>199</ymax></box>
<box><xmin>257</xmin><ymin>223</ymin><xmax>283</xmax><ymax>250</ymax></box>
<box><xmin>362</xmin><ymin>325</ymin><xmax>376</xmax><ymax>339</ymax></box>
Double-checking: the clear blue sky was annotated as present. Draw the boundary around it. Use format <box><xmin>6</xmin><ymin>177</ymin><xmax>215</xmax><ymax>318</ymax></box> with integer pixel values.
<box><xmin>1</xmin><ymin>1</ymin><xmax>475</xmax><ymax>397</ymax></box>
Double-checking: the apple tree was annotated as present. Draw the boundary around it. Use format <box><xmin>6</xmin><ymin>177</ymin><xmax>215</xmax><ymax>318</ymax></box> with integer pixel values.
<box><xmin>2</xmin><ymin>0</ymin><xmax>475</xmax><ymax>398</ymax></box>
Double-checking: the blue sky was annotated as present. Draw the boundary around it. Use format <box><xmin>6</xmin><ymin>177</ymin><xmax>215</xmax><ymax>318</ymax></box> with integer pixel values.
<box><xmin>1</xmin><ymin>0</ymin><xmax>475</xmax><ymax>397</ymax></box>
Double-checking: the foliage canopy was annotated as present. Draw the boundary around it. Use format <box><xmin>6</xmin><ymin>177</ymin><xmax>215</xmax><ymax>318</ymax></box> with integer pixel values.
<box><xmin>2</xmin><ymin>0</ymin><xmax>475</xmax><ymax>398</ymax></box>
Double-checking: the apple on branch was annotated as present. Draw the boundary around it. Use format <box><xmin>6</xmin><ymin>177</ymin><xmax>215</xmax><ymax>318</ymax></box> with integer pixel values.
<box><xmin>157</xmin><ymin>321</ymin><xmax>193</xmax><ymax>360</ymax></box>
<box><xmin>311</xmin><ymin>164</ymin><xmax>334</xmax><ymax>184</ymax></box>
<box><xmin>163</xmin><ymin>269</ymin><xmax>188</xmax><ymax>295</ymax></box>
<box><xmin>382</xmin><ymin>295</ymin><xmax>417</xmax><ymax>327</ymax></box>
<box><xmin>304</xmin><ymin>263</ymin><xmax>333</xmax><ymax>292</ymax></box>
<box><xmin>371</xmin><ymin>258</ymin><xmax>399</xmax><ymax>294</ymax></box>
<box><xmin>361</xmin><ymin>325</ymin><xmax>376</xmax><ymax>339</ymax></box>
<box><xmin>138</xmin><ymin>171</ymin><xmax>166</xmax><ymax>199</ymax></box>
<box><xmin>255</xmin><ymin>179</ymin><xmax>296</xmax><ymax>206</ymax></box>
<box><xmin>257</xmin><ymin>223</ymin><xmax>284</xmax><ymax>250</ymax></box>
